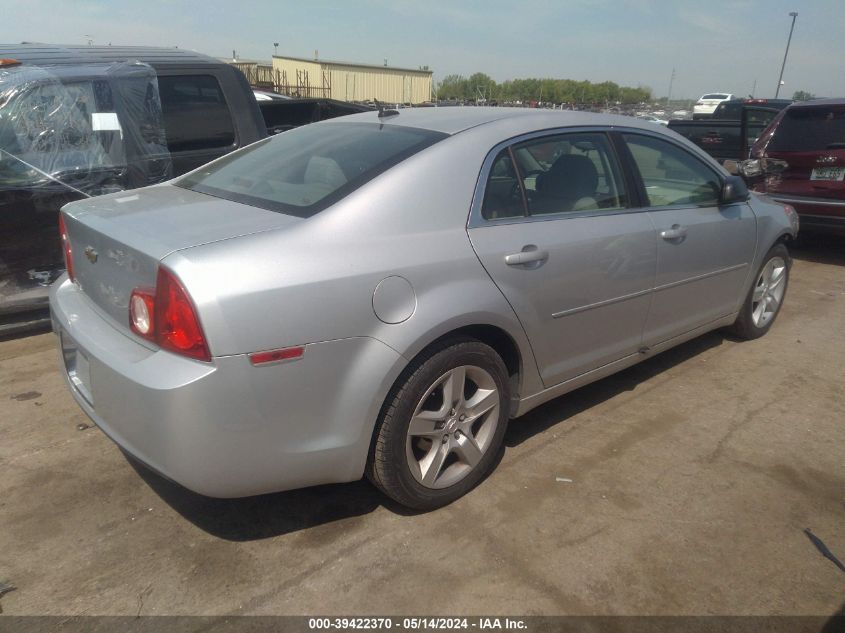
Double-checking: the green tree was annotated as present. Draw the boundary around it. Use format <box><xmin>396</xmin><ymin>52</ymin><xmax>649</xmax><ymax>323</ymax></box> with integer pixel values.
<box><xmin>792</xmin><ymin>90</ymin><xmax>815</xmax><ymax>101</ymax></box>
<box><xmin>467</xmin><ymin>72</ymin><xmax>496</xmax><ymax>102</ymax></box>
<box><xmin>436</xmin><ymin>72</ymin><xmax>652</xmax><ymax>105</ymax></box>
<box><xmin>436</xmin><ymin>74</ymin><xmax>468</xmax><ymax>100</ymax></box>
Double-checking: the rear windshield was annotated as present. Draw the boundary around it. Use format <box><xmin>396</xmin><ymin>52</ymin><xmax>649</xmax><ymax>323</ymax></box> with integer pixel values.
<box><xmin>769</xmin><ymin>106</ymin><xmax>845</xmax><ymax>152</ymax></box>
<box><xmin>713</xmin><ymin>101</ymin><xmax>741</xmax><ymax>118</ymax></box>
<box><xmin>702</xmin><ymin>94</ymin><xmax>729</xmax><ymax>100</ymax></box>
<box><xmin>177</xmin><ymin>121</ymin><xmax>447</xmax><ymax>217</ymax></box>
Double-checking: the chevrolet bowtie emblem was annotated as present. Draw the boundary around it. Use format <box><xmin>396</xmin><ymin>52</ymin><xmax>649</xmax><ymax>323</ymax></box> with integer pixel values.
<box><xmin>84</xmin><ymin>246</ymin><xmax>98</xmax><ymax>264</ymax></box>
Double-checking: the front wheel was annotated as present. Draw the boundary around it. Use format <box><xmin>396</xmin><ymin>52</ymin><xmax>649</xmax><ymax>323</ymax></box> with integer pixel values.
<box><xmin>730</xmin><ymin>243</ymin><xmax>790</xmax><ymax>340</ymax></box>
<box><xmin>367</xmin><ymin>339</ymin><xmax>510</xmax><ymax>510</ymax></box>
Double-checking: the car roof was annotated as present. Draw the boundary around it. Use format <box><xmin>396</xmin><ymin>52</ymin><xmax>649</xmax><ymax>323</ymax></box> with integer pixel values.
<box><xmin>0</xmin><ymin>43</ymin><xmax>223</xmax><ymax>67</ymax></box>
<box><xmin>327</xmin><ymin>107</ymin><xmax>661</xmax><ymax>136</ymax></box>
<box><xmin>787</xmin><ymin>98</ymin><xmax>845</xmax><ymax>109</ymax></box>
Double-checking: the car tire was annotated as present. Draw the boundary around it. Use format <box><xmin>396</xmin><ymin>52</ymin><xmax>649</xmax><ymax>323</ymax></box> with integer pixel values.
<box><xmin>730</xmin><ymin>243</ymin><xmax>790</xmax><ymax>340</ymax></box>
<box><xmin>367</xmin><ymin>338</ymin><xmax>510</xmax><ymax>510</ymax></box>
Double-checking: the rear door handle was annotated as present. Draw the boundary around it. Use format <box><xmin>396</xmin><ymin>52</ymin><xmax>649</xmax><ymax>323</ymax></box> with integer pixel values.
<box><xmin>660</xmin><ymin>225</ymin><xmax>688</xmax><ymax>241</ymax></box>
<box><xmin>505</xmin><ymin>248</ymin><xmax>549</xmax><ymax>266</ymax></box>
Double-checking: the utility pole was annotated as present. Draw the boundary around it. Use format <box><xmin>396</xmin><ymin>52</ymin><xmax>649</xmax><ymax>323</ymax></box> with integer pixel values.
<box><xmin>667</xmin><ymin>67</ymin><xmax>675</xmax><ymax>105</ymax></box>
<box><xmin>775</xmin><ymin>12</ymin><xmax>798</xmax><ymax>98</ymax></box>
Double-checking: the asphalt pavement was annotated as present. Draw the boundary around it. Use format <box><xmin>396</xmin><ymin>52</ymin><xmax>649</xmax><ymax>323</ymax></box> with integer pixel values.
<box><xmin>1</xmin><ymin>235</ymin><xmax>843</xmax><ymax>616</ymax></box>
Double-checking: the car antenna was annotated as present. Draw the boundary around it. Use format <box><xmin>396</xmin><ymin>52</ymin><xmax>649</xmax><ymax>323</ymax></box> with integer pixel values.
<box><xmin>375</xmin><ymin>99</ymin><xmax>399</xmax><ymax>118</ymax></box>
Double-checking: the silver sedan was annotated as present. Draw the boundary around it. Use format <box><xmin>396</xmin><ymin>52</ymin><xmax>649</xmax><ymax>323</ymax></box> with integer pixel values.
<box><xmin>51</xmin><ymin>108</ymin><xmax>798</xmax><ymax>509</ymax></box>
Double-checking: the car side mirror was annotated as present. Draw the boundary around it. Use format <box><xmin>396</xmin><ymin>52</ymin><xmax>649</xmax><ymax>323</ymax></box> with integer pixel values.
<box><xmin>721</xmin><ymin>175</ymin><xmax>749</xmax><ymax>204</ymax></box>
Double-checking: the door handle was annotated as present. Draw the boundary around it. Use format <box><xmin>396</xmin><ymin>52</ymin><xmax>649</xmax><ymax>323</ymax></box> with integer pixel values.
<box><xmin>660</xmin><ymin>225</ymin><xmax>688</xmax><ymax>241</ymax></box>
<box><xmin>505</xmin><ymin>248</ymin><xmax>549</xmax><ymax>266</ymax></box>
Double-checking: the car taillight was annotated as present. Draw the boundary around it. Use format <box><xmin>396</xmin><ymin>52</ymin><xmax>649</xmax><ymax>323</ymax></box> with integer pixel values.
<box><xmin>129</xmin><ymin>267</ymin><xmax>211</xmax><ymax>362</ymax></box>
<box><xmin>783</xmin><ymin>204</ymin><xmax>799</xmax><ymax>232</ymax></box>
<box><xmin>129</xmin><ymin>288</ymin><xmax>156</xmax><ymax>337</ymax></box>
<box><xmin>58</xmin><ymin>214</ymin><xmax>75</xmax><ymax>282</ymax></box>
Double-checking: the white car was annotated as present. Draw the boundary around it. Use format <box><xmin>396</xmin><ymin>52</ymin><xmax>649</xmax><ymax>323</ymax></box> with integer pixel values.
<box><xmin>693</xmin><ymin>93</ymin><xmax>734</xmax><ymax>119</ymax></box>
<box><xmin>636</xmin><ymin>114</ymin><xmax>669</xmax><ymax>126</ymax></box>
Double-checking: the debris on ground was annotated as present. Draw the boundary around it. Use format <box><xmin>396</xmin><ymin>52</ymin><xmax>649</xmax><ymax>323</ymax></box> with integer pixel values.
<box><xmin>804</xmin><ymin>528</ymin><xmax>845</xmax><ymax>573</ymax></box>
<box><xmin>0</xmin><ymin>581</ymin><xmax>17</xmax><ymax>614</ymax></box>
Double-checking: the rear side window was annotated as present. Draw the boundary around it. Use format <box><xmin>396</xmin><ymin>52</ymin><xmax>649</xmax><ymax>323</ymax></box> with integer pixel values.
<box><xmin>516</xmin><ymin>133</ymin><xmax>628</xmax><ymax>216</ymax></box>
<box><xmin>623</xmin><ymin>134</ymin><xmax>721</xmax><ymax>207</ymax></box>
<box><xmin>481</xmin><ymin>133</ymin><xmax>628</xmax><ymax>220</ymax></box>
<box><xmin>481</xmin><ymin>150</ymin><xmax>524</xmax><ymax>220</ymax></box>
<box><xmin>177</xmin><ymin>122</ymin><xmax>447</xmax><ymax>217</ymax></box>
<box><xmin>768</xmin><ymin>106</ymin><xmax>845</xmax><ymax>152</ymax></box>
<box><xmin>714</xmin><ymin>101</ymin><xmax>741</xmax><ymax>118</ymax></box>
<box><xmin>158</xmin><ymin>75</ymin><xmax>235</xmax><ymax>152</ymax></box>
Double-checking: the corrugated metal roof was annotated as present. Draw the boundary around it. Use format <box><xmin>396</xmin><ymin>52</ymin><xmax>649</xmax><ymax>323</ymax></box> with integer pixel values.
<box><xmin>273</xmin><ymin>54</ymin><xmax>432</xmax><ymax>75</ymax></box>
<box><xmin>0</xmin><ymin>44</ymin><xmax>223</xmax><ymax>67</ymax></box>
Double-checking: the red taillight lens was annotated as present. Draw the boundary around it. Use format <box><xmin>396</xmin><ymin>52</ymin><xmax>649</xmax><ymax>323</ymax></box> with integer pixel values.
<box><xmin>154</xmin><ymin>267</ymin><xmax>211</xmax><ymax>362</ymax></box>
<box><xmin>128</xmin><ymin>267</ymin><xmax>211</xmax><ymax>362</ymax></box>
<box><xmin>58</xmin><ymin>214</ymin><xmax>75</xmax><ymax>282</ymax></box>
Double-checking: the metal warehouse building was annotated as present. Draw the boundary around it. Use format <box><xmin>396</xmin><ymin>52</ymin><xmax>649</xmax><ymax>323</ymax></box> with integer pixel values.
<box><xmin>270</xmin><ymin>54</ymin><xmax>433</xmax><ymax>104</ymax></box>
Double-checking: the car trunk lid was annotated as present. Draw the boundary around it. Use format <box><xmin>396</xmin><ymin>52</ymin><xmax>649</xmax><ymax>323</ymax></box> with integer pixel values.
<box><xmin>62</xmin><ymin>184</ymin><xmax>300</xmax><ymax>330</ymax></box>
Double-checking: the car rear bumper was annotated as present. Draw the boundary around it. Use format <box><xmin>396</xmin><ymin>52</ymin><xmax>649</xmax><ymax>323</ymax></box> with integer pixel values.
<box><xmin>766</xmin><ymin>194</ymin><xmax>845</xmax><ymax>234</ymax></box>
<box><xmin>50</xmin><ymin>276</ymin><xmax>404</xmax><ymax>498</ymax></box>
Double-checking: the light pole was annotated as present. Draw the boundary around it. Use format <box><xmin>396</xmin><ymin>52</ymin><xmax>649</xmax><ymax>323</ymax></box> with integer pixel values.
<box><xmin>775</xmin><ymin>12</ymin><xmax>798</xmax><ymax>98</ymax></box>
<box><xmin>273</xmin><ymin>42</ymin><xmax>279</xmax><ymax>56</ymax></box>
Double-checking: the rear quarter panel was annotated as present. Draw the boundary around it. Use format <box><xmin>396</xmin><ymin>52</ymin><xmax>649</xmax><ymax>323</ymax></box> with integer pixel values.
<box><xmin>166</xmin><ymin>129</ymin><xmax>545</xmax><ymax>400</ymax></box>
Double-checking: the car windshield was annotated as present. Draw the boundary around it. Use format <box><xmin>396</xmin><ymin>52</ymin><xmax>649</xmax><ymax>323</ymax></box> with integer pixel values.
<box><xmin>702</xmin><ymin>94</ymin><xmax>729</xmax><ymax>100</ymax></box>
<box><xmin>768</xmin><ymin>106</ymin><xmax>845</xmax><ymax>152</ymax></box>
<box><xmin>177</xmin><ymin>121</ymin><xmax>448</xmax><ymax>217</ymax></box>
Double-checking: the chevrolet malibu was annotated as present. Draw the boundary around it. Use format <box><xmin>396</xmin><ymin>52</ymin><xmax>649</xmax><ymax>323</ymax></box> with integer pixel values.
<box><xmin>51</xmin><ymin>108</ymin><xmax>799</xmax><ymax>509</ymax></box>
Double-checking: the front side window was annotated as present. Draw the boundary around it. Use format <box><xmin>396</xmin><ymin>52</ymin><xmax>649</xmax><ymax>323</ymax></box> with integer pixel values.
<box><xmin>623</xmin><ymin>134</ymin><xmax>721</xmax><ymax>207</ymax></box>
<box><xmin>178</xmin><ymin>122</ymin><xmax>447</xmax><ymax>217</ymax></box>
<box><xmin>158</xmin><ymin>75</ymin><xmax>235</xmax><ymax>152</ymax></box>
<box><xmin>514</xmin><ymin>132</ymin><xmax>628</xmax><ymax>216</ymax></box>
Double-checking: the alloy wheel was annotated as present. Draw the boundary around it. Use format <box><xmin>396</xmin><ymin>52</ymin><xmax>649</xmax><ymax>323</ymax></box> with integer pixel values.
<box><xmin>751</xmin><ymin>256</ymin><xmax>787</xmax><ymax>328</ymax></box>
<box><xmin>405</xmin><ymin>365</ymin><xmax>501</xmax><ymax>489</ymax></box>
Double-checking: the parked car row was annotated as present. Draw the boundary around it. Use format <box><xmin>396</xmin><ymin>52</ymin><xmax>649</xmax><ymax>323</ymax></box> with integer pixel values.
<box><xmin>667</xmin><ymin>99</ymin><xmax>792</xmax><ymax>164</ymax></box>
<box><xmin>666</xmin><ymin>95</ymin><xmax>845</xmax><ymax>235</ymax></box>
<box><xmin>744</xmin><ymin>99</ymin><xmax>845</xmax><ymax>235</ymax></box>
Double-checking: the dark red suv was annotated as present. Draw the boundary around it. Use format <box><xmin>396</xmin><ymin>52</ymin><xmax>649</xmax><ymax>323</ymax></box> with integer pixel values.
<box><xmin>747</xmin><ymin>99</ymin><xmax>845</xmax><ymax>235</ymax></box>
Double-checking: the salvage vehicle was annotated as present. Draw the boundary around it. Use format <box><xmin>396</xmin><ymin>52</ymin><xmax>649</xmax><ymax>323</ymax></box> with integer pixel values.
<box><xmin>744</xmin><ymin>99</ymin><xmax>845</xmax><ymax>235</ymax></box>
<box><xmin>0</xmin><ymin>44</ymin><xmax>371</xmax><ymax>334</ymax></box>
<box><xmin>667</xmin><ymin>100</ymin><xmax>789</xmax><ymax>164</ymax></box>
<box><xmin>51</xmin><ymin>108</ymin><xmax>798</xmax><ymax>509</ymax></box>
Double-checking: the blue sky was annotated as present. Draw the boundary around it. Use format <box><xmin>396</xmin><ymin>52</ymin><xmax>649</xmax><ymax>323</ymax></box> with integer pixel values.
<box><xmin>2</xmin><ymin>0</ymin><xmax>840</xmax><ymax>100</ymax></box>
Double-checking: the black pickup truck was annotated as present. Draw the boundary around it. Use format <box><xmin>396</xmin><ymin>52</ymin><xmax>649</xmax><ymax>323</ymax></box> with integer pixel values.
<box><xmin>0</xmin><ymin>44</ymin><xmax>370</xmax><ymax>334</ymax></box>
<box><xmin>667</xmin><ymin>99</ymin><xmax>791</xmax><ymax>164</ymax></box>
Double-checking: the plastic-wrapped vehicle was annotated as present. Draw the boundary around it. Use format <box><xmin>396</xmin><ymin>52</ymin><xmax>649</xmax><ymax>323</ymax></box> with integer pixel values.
<box><xmin>0</xmin><ymin>45</ymin><xmax>267</xmax><ymax>334</ymax></box>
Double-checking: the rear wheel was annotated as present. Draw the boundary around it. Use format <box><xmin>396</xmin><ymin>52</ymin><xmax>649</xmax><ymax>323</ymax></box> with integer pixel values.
<box><xmin>730</xmin><ymin>243</ymin><xmax>790</xmax><ymax>340</ymax></box>
<box><xmin>367</xmin><ymin>339</ymin><xmax>510</xmax><ymax>510</ymax></box>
